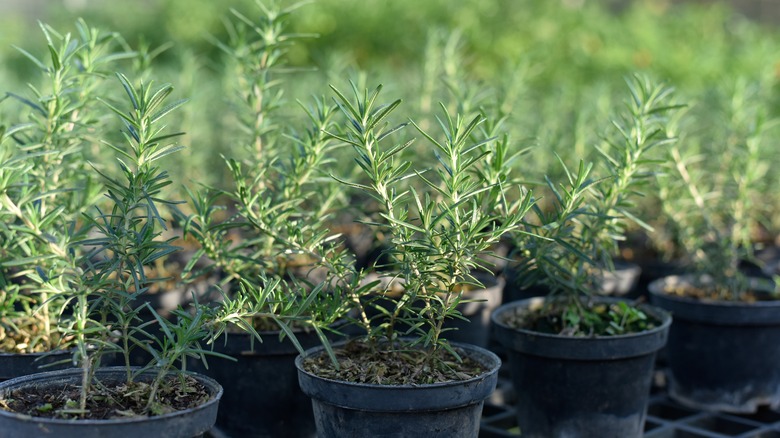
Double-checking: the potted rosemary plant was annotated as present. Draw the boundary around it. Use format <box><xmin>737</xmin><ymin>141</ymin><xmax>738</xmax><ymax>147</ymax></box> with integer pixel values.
<box><xmin>180</xmin><ymin>90</ymin><xmax>351</xmax><ymax>437</ymax></box>
<box><xmin>294</xmin><ymin>82</ymin><xmax>532</xmax><ymax>437</ymax></box>
<box><xmin>176</xmin><ymin>3</ymin><xmax>354</xmax><ymax>436</ymax></box>
<box><xmin>0</xmin><ymin>20</ymin><xmax>133</xmax><ymax>381</ymax></box>
<box><xmin>649</xmin><ymin>78</ymin><xmax>780</xmax><ymax>413</ymax></box>
<box><xmin>0</xmin><ymin>73</ymin><xmax>269</xmax><ymax>438</ymax></box>
<box><xmin>491</xmin><ymin>75</ymin><xmax>678</xmax><ymax>437</ymax></box>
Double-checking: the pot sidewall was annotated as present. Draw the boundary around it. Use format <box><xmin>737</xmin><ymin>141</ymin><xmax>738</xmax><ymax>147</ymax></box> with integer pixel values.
<box><xmin>191</xmin><ymin>327</ymin><xmax>334</xmax><ymax>437</ymax></box>
<box><xmin>0</xmin><ymin>349</ymin><xmax>74</xmax><ymax>382</ymax></box>
<box><xmin>649</xmin><ymin>275</ymin><xmax>780</xmax><ymax>412</ymax></box>
<box><xmin>491</xmin><ymin>296</ymin><xmax>670</xmax><ymax>438</ymax></box>
<box><xmin>295</xmin><ymin>341</ymin><xmax>500</xmax><ymax>438</ymax></box>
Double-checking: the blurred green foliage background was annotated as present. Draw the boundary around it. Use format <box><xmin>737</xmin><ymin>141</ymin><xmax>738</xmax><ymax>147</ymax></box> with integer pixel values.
<box><xmin>2</xmin><ymin>0</ymin><xmax>777</xmax><ymax>89</ymax></box>
<box><xmin>1</xmin><ymin>0</ymin><xmax>778</xmax><ymax>235</ymax></box>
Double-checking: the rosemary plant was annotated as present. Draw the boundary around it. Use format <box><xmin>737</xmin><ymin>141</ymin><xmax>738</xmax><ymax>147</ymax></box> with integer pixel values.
<box><xmin>0</xmin><ymin>20</ymin><xmax>132</xmax><ymax>354</ymax></box>
<box><xmin>326</xmin><ymin>82</ymin><xmax>531</xmax><ymax>377</ymax></box>
<box><xmin>181</xmin><ymin>1</ymin><xmax>351</xmax><ymax>354</ymax></box>
<box><xmin>510</xmin><ymin>75</ymin><xmax>682</xmax><ymax>336</ymax></box>
<box><xmin>655</xmin><ymin>78</ymin><xmax>779</xmax><ymax>299</ymax></box>
<box><xmin>210</xmin><ymin>0</ymin><xmax>315</xmax><ymax>165</ymax></box>
<box><xmin>6</xmin><ymin>73</ymin><xmax>281</xmax><ymax>418</ymax></box>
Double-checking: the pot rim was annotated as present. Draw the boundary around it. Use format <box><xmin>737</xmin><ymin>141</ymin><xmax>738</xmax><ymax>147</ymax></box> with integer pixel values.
<box><xmin>295</xmin><ymin>340</ymin><xmax>500</xmax><ymax>390</ymax></box>
<box><xmin>490</xmin><ymin>296</ymin><xmax>671</xmax><ymax>360</ymax></box>
<box><xmin>295</xmin><ymin>340</ymin><xmax>501</xmax><ymax>411</ymax></box>
<box><xmin>491</xmin><ymin>296</ymin><xmax>672</xmax><ymax>341</ymax></box>
<box><xmin>648</xmin><ymin>274</ymin><xmax>780</xmax><ymax>325</ymax></box>
<box><xmin>0</xmin><ymin>366</ymin><xmax>223</xmax><ymax>425</ymax></box>
<box><xmin>648</xmin><ymin>274</ymin><xmax>779</xmax><ymax>307</ymax></box>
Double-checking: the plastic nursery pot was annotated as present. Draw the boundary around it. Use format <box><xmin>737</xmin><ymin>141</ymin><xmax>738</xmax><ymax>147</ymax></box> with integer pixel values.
<box><xmin>0</xmin><ymin>366</ymin><xmax>222</xmax><ymax>438</ymax></box>
<box><xmin>295</xmin><ymin>341</ymin><xmax>501</xmax><ymax>438</ymax></box>
<box><xmin>491</xmin><ymin>297</ymin><xmax>671</xmax><ymax>438</ymax></box>
<box><xmin>190</xmin><ymin>326</ymin><xmax>337</xmax><ymax>438</ymax></box>
<box><xmin>649</xmin><ymin>275</ymin><xmax>780</xmax><ymax>413</ymax></box>
<box><xmin>0</xmin><ymin>349</ymin><xmax>74</xmax><ymax>382</ymax></box>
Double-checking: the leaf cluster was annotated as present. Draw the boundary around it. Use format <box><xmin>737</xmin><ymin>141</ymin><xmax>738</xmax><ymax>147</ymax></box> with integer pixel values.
<box><xmin>328</xmin><ymin>82</ymin><xmax>532</xmax><ymax>364</ymax></box>
<box><xmin>211</xmin><ymin>0</ymin><xmax>316</xmax><ymax>164</ymax></box>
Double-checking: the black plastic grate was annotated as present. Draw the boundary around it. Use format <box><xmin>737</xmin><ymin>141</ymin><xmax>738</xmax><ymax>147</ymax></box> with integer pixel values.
<box><xmin>479</xmin><ymin>380</ymin><xmax>780</xmax><ymax>438</ymax></box>
<box><xmin>642</xmin><ymin>395</ymin><xmax>780</xmax><ymax>438</ymax></box>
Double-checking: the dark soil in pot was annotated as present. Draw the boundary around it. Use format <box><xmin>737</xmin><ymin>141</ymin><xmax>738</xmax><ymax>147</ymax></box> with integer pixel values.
<box><xmin>296</xmin><ymin>340</ymin><xmax>501</xmax><ymax>438</ymax></box>
<box><xmin>0</xmin><ymin>366</ymin><xmax>222</xmax><ymax>438</ymax></box>
<box><xmin>491</xmin><ymin>297</ymin><xmax>671</xmax><ymax>438</ymax></box>
<box><xmin>649</xmin><ymin>275</ymin><xmax>780</xmax><ymax>413</ymax></box>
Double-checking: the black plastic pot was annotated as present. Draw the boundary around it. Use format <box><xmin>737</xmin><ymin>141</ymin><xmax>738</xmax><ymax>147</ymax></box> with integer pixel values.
<box><xmin>191</xmin><ymin>327</ymin><xmax>338</xmax><ymax>437</ymax></box>
<box><xmin>295</xmin><ymin>342</ymin><xmax>501</xmax><ymax>438</ymax></box>
<box><xmin>0</xmin><ymin>349</ymin><xmax>73</xmax><ymax>382</ymax></box>
<box><xmin>649</xmin><ymin>275</ymin><xmax>780</xmax><ymax>413</ymax></box>
<box><xmin>0</xmin><ymin>366</ymin><xmax>222</xmax><ymax>438</ymax></box>
<box><xmin>491</xmin><ymin>297</ymin><xmax>671</xmax><ymax>438</ymax></box>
